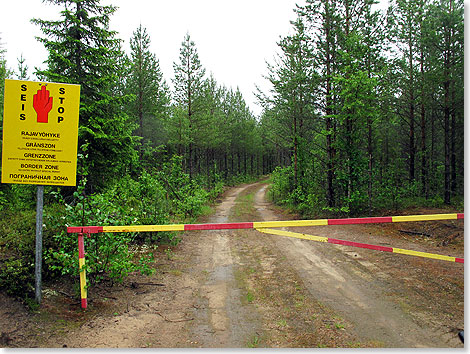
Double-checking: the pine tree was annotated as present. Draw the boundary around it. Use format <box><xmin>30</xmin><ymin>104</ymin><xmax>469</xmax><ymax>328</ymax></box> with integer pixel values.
<box><xmin>172</xmin><ymin>33</ymin><xmax>206</xmax><ymax>179</ymax></box>
<box><xmin>299</xmin><ymin>0</ymin><xmax>339</xmax><ymax>207</ymax></box>
<box><xmin>390</xmin><ymin>0</ymin><xmax>421</xmax><ymax>184</ymax></box>
<box><xmin>32</xmin><ymin>0</ymin><xmax>137</xmax><ymax>190</ymax></box>
<box><xmin>127</xmin><ymin>24</ymin><xmax>170</xmax><ymax>157</ymax></box>
<box><xmin>265</xmin><ymin>17</ymin><xmax>316</xmax><ymax>192</ymax></box>
<box><xmin>426</xmin><ymin>0</ymin><xmax>464</xmax><ymax>203</ymax></box>
<box><xmin>0</xmin><ymin>36</ymin><xmax>12</xmax><ymax>201</ymax></box>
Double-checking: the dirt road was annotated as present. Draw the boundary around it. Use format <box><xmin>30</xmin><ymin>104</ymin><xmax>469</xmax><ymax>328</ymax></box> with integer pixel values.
<box><xmin>251</xmin><ymin>184</ymin><xmax>463</xmax><ymax>347</ymax></box>
<box><xmin>1</xmin><ymin>181</ymin><xmax>464</xmax><ymax>348</ymax></box>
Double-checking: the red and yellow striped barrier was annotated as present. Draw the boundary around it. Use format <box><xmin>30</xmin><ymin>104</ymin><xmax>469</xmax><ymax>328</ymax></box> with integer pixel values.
<box><xmin>67</xmin><ymin>213</ymin><xmax>464</xmax><ymax>309</ymax></box>
<box><xmin>256</xmin><ymin>228</ymin><xmax>464</xmax><ymax>264</ymax></box>
<box><xmin>67</xmin><ymin>213</ymin><xmax>464</xmax><ymax>234</ymax></box>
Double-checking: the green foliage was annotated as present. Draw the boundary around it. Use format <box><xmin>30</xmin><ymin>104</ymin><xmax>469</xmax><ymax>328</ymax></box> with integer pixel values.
<box><xmin>0</xmin><ymin>155</ymin><xmax>223</xmax><ymax>298</ymax></box>
<box><xmin>127</xmin><ymin>24</ymin><xmax>170</xmax><ymax>152</ymax></box>
<box><xmin>264</xmin><ymin>0</ymin><xmax>463</xmax><ymax>217</ymax></box>
<box><xmin>1</xmin><ymin>1</ymin><xmax>267</xmax><ymax>301</ymax></box>
<box><xmin>156</xmin><ymin>156</ymin><xmax>209</xmax><ymax>219</ymax></box>
<box><xmin>44</xmin><ymin>171</ymin><xmax>171</xmax><ymax>283</ymax></box>
<box><xmin>0</xmin><ymin>209</ymin><xmax>36</xmax><ymax>298</ymax></box>
<box><xmin>39</xmin><ymin>156</ymin><xmax>214</xmax><ymax>285</ymax></box>
<box><xmin>32</xmin><ymin>0</ymin><xmax>139</xmax><ymax>190</ymax></box>
<box><xmin>268</xmin><ymin>166</ymin><xmax>294</xmax><ymax>205</ymax></box>
<box><xmin>2</xmin><ymin>0</ymin><xmax>463</xmax><ymax>304</ymax></box>
<box><xmin>172</xmin><ymin>33</ymin><xmax>206</xmax><ymax>112</ymax></box>
<box><xmin>0</xmin><ymin>252</ymin><xmax>35</xmax><ymax>298</ymax></box>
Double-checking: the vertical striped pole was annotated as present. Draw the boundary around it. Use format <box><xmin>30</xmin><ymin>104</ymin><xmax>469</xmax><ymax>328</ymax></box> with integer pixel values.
<box><xmin>77</xmin><ymin>233</ymin><xmax>87</xmax><ymax>309</ymax></box>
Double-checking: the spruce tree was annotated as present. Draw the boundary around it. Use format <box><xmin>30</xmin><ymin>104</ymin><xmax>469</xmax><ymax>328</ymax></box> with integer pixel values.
<box><xmin>16</xmin><ymin>54</ymin><xmax>29</xmax><ymax>80</ymax></box>
<box><xmin>32</xmin><ymin>0</ymin><xmax>137</xmax><ymax>190</ymax></box>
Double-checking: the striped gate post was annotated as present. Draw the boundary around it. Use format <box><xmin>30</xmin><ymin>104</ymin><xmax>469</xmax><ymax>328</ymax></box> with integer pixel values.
<box><xmin>77</xmin><ymin>233</ymin><xmax>87</xmax><ymax>309</ymax></box>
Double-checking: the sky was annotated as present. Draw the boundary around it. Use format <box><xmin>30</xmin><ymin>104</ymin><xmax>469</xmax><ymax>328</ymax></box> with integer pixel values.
<box><xmin>0</xmin><ymin>0</ymin><xmax>392</xmax><ymax>117</ymax></box>
<box><xmin>0</xmin><ymin>0</ymin><xmax>306</xmax><ymax>116</ymax></box>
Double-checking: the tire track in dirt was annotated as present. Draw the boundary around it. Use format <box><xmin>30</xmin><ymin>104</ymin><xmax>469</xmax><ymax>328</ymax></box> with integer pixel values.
<box><xmin>188</xmin><ymin>183</ymin><xmax>261</xmax><ymax>347</ymax></box>
<box><xmin>252</xmin><ymin>184</ymin><xmax>462</xmax><ymax>347</ymax></box>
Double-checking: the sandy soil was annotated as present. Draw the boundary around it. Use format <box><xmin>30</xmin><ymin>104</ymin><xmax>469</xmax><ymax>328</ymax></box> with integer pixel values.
<box><xmin>251</xmin><ymin>184</ymin><xmax>463</xmax><ymax>347</ymax></box>
<box><xmin>0</xmin><ymin>181</ymin><xmax>464</xmax><ymax>348</ymax></box>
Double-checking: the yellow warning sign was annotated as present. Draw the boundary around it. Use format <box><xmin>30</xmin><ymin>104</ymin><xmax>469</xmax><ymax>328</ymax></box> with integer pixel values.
<box><xmin>1</xmin><ymin>79</ymin><xmax>80</xmax><ymax>186</ymax></box>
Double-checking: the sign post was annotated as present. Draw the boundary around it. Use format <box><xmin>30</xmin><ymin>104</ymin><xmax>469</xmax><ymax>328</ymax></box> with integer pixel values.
<box><xmin>1</xmin><ymin>79</ymin><xmax>80</xmax><ymax>305</ymax></box>
<box><xmin>35</xmin><ymin>185</ymin><xmax>44</xmax><ymax>304</ymax></box>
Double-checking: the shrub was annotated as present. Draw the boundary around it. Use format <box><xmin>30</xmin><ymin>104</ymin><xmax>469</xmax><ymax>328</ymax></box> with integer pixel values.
<box><xmin>43</xmin><ymin>172</ymin><xmax>171</xmax><ymax>284</ymax></box>
<box><xmin>0</xmin><ymin>154</ymin><xmax>225</xmax><ymax>297</ymax></box>
<box><xmin>268</xmin><ymin>166</ymin><xmax>294</xmax><ymax>204</ymax></box>
<box><xmin>0</xmin><ymin>209</ymin><xmax>37</xmax><ymax>298</ymax></box>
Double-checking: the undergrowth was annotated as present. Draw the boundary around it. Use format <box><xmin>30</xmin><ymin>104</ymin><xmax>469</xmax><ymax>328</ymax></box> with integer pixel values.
<box><xmin>0</xmin><ymin>156</ymin><xmax>229</xmax><ymax>302</ymax></box>
<box><xmin>268</xmin><ymin>166</ymin><xmax>464</xmax><ymax>218</ymax></box>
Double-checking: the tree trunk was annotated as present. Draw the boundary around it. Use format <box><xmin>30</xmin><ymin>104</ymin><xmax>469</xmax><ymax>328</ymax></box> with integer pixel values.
<box><xmin>419</xmin><ymin>26</ymin><xmax>427</xmax><ymax>198</ymax></box>
<box><xmin>408</xmin><ymin>15</ymin><xmax>415</xmax><ymax>183</ymax></box>
<box><xmin>450</xmin><ymin>73</ymin><xmax>456</xmax><ymax>194</ymax></box>
<box><xmin>293</xmin><ymin>113</ymin><xmax>298</xmax><ymax>188</ymax></box>
<box><xmin>443</xmin><ymin>73</ymin><xmax>451</xmax><ymax>204</ymax></box>
<box><xmin>444</xmin><ymin>83</ymin><xmax>451</xmax><ymax>204</ymax></box>
<box><xmin>325</xmin><ymin>0</ymin><xmax>335</xmax><ymax>207</ymax></box>
<box><xmin>443</xmin><ymin>0</ymin><xmax>452</xmax><ymax>204</ymax></box>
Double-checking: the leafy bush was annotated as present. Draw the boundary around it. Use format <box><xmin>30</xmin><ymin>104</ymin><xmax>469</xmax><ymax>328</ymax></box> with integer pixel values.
<box><xmin>0</xmin><ymin>189</ymin><xmax>8</xmax><ymax>212</ymax></box>
<box><xmin>268</xmin><ymin>166</ymin><xmax>294</xmax><ymax>204</ymax></box>
<box><xmin>44</xmin><ymin>171</ymin><xmax>172</xmax><ymax>283</ymax></box>
<box><xmin>0</xmin><ymin>258</ymin><xmax>35</xmax><ymax>297</ymax></box>
<box><xmin>42</xmin><ymin>157</ymin><xmax>215</xmax><ymax>284</ymax></box>
<box><xmin>0</xmin><ymin>154</ymin><xmax>224</xmax><ymax>298</ymax></box>
<box><xmin>0</xmin><ymin>209</ymin><xmax>37</xmax><ymax>298</ymax></box>
<box><xmin>156</xmin><ymin>155</ymin><xmax>211</xmax><ymax>219</ymax></box>
<box><xmin>297</xmin><ymin>192</ymin><xmax>324</xmax><ymax>217</ymax></box>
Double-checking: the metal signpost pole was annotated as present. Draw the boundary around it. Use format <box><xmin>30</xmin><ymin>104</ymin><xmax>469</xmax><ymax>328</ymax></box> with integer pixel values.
<box><xmin>35</xmin><ymin>185</ymin><xmax>44</xmax><ymax>304</ymax></box>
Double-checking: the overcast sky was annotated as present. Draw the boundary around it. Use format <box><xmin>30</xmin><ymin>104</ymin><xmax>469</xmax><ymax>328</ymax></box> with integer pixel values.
<box><xmin>1</xmin><ymin>0</ymin><xmax>393</xmax><ymax>116</ymax></box>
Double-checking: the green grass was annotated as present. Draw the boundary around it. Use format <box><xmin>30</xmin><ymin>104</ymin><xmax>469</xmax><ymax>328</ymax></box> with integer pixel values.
<box><xmin>246</xmin><ymin>291</ymin><xmax>255</xmax><ymax>303</ymax></box>
<box><xmin>247</xmin><ymin>335</ymin><xmax>260</xmax><ymax>348</ymax></box>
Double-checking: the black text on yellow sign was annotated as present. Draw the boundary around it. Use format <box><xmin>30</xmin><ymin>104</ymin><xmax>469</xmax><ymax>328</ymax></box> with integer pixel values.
<box><xmin>1</xmin><ymin>79</ymin><xmax>80</xmax><ymax>186</ymax></box>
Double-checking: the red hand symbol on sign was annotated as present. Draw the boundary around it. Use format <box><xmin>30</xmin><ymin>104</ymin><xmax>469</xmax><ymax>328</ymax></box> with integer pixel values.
<box><xmin>33</xmin><ymin>85</ymin><xmax>53</xmax><ymax>123</ymax></box>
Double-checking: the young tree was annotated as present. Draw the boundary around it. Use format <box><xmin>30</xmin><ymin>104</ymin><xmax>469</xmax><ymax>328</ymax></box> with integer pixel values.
<box><xmin>16</xmin><ymin>54</ymin><xmax>29</xmax><ymax>80</ymax></box>
<box><xmin>127</xmin><ymin>25</ymin><xmax>170</xmax><ymax>157</ymax></box>
<box><xmin>0</xmin><ymin>35</ymin><xmax>13</xmax><ymax>121</ymax></box>
<box><xmin>412</xmin><ymin>0</ymin><xmax>430</xmax><ymax>198</ymax></box>
<box><xmin>0</xmin><ymin>37</ymin><xmax>7</xmax><ymax>168</ymax></box>
<box><xmin>0</xmin><ymin>37</ymin><xmax>7</xmax><ymax>121</ymax></box>
<box><xmin>262</xmin><ymin>16</ymin><xmax>316</xmax><ymax>194</ymax></box>
<box><xmin>172</xmin><ymin>33</ymin><xmax>206</xmax><ymax>179</ymax></box>
<box><xmin>390</xmin><ymin>0</ymin><xmax>422</xmax><ymax>185</ymax></box>
<box><xmin>299</xmin><ymin>0</ymin><xmax>340</xmax><ymax>207</ymax></box>
<box><xmin>361</xmin><ymin>3</ymin><xmax>387</xmax><ymax>211</ymax></box>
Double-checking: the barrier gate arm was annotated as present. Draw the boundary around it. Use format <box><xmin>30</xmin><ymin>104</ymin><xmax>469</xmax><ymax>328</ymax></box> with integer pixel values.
<box><xmin>67</xmin><ymin>213</ymin><xmax>464</xmax><ymax>234</ymax></box>
<box><xmin>256</xmin><ymin>228</ymin><xmax>464</xmax><ymax>263</ymax></box>
<box><xmin>67</xmin><ymin>213</ymin><xmax>464</xmax><ymax>309</ymax></box>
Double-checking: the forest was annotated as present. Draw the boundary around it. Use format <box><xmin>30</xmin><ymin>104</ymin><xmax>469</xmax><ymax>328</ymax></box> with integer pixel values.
<box><xmin>0</xmin><ymin>0</ymin><xmax>464</xmax><ymax>302</ymax></box>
